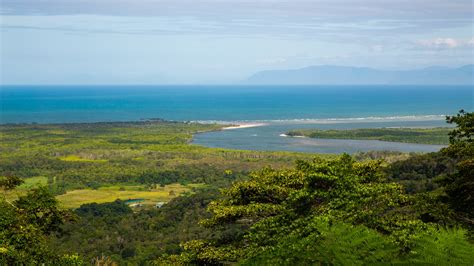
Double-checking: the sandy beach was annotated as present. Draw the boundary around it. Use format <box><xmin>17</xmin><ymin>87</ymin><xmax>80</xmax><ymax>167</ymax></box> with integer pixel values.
<box><xmin>280</xmin><ymin>133</ymin><xmax>306</xmax><ymax>138</ymax></box>
<box><xmin>222</xmin><ymin>123</ymin><xmax>267</xmax><ymax>130</ymax></box>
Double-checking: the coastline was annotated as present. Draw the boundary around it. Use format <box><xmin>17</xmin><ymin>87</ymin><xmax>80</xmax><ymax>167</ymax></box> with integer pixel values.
<box><xmin>222</xmin><ymin>123</ymin><xmax>267</xmax><ymax>130</ymax></box>
<box><xmin>280</xmin><ymin>133</ymin><xmax>306</xmax><ymax>138</ymax></box>
<box><xmin>282</xmin><ymin>127</ymin><xmax>451</xmax><ymax>145</ymax></box>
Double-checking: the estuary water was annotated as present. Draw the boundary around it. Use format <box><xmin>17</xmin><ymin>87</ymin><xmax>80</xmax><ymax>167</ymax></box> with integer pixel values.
<box><xmin>1</xmin><ymin>85</ymin><xmax>472</xmax><ymax>153</ymax></box>
<box><xmin>192</xmin><ymin>120</ymin><xmax>448</xmax><ymax>154</ymax></box>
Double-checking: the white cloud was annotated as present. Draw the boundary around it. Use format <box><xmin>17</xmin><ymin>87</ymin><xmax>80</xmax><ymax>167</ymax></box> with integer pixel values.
<box><xmin>415</xmin><ymin>37</ymin><xmax>474</xmax><ymax>49</ymax></box>
<box><xmin>416</xmin><ymin>38</ymin><xmax>459</xmax><ymax>49</ymax></box>
<box><xmin>468</xmin><ymin>38</ymin><xmax>474</xmax><ymax>46</ymax></box>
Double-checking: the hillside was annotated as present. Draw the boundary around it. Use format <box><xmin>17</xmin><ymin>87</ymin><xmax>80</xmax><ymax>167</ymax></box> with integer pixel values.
<box><xmin>246</xmin><ymin>65</ymin><xmax>474</xmax><ymax>85</ymax></box>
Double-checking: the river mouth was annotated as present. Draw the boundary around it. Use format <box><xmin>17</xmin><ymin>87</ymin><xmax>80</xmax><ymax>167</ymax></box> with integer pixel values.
<box><xmin>192</xmin><ymin>120</ymin><xmax>448</xmax><ymax>154</ymax></box>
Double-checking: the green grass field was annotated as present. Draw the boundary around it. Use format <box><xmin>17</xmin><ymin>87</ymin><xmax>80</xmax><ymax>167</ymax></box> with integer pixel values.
<box><xmin>18</xmin><ymin>176</ymin><xmax>48</xmax><ymax>188</ymax></box>
<box><xmin>59</xmin><ymin>155</ymin><xmax>108</xmax><ymax>163</ymax></box>
<box><xmin>1</xmin><ymin>175</ymin><xmax>204</xmax><ymax>209</ymax></box>
<box><xmin>286</xmin><ymin>127</ymin><xmax>451</xmax><ymax>145</ymax></box>
<box><xmin>56</xmin><ymin>183</ymin><xmax>205</xmax><ymax>208</ymax></box>
<box><xmin>2</xmin><ymin>176</ymin><xmax>49</xmax><ymax>201</ymax></box>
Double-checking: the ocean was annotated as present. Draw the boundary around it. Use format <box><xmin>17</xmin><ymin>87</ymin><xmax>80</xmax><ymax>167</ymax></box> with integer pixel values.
<box><xmin>1</xmin><ymin>85</ymin><xmax>472</xmax><ymax>153</ymax></box>
<box><xmin>1</xmin><ymin>85</ymin><xmax>472</xmax><ymax>123</ymax></box>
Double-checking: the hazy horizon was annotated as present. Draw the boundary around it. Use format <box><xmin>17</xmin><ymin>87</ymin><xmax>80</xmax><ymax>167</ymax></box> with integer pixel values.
<box><xmin>1</xmin><ymin>64</ymin><xmax>473</xmax><ymax>86</ymax></box>
<box><xmin>1</xmin><ymin>0</ymin><xmax>473</xmax><ymax>84</ymax></box>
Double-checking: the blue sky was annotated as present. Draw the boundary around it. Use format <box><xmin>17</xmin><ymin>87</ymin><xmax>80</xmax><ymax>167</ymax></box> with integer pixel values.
<box><xmin>1</xmin><ymin>0</ymin><xmax>473</xmax><ymax>84</ymax></box>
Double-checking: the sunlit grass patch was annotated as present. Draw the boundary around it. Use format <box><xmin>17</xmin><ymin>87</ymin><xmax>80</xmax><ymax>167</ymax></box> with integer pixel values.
<box><xmin>46</xmin><ymin>130</ymin><xmax>69</xmax><ymax>135</ymax></box>
<box><xmin>56</xmin><ymin>183</ymin><xmax>204</xmax><ymax>209</ymax></box>
<box><xmin>59</xmin><ymin>155</ymin><xmax>108</xmax><ymax>162</ymax></box>
<box><xmin>1</xmin><ymin>176</ymin><xmax>48</xmax><ymax>201</ymax></box>
<box><xmin>18</xmin><ymin>176</ymin><xmax>48</xmax><ymax>189</ymax></box>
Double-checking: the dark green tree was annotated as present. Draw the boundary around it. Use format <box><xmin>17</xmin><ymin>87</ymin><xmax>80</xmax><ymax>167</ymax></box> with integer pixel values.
<box><xmin>446</xmin><ymin>110</ymin><xmax>474</xmax><ymax>145</ymax></box>
<box><xmin>0</xmin><ymin>176</ymin><xmax>81</xmax><ymax>264</ymax></box>
<box><xmin>161</xmin><ymin>155</ymin><xmax>473</xmax><ymax>265</ymax></box>
<box><xmin>439</xmin><ymin>110</ymin><xmax>474</xmax><ymax>230</ymax></box>
<box><xmin>0</xmin><ymin>175</ymin><xmax>24</xmax><ymax>191</ymax></box>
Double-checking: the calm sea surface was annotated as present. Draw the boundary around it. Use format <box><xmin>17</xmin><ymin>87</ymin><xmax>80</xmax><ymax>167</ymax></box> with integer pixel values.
<box><xmin>1</xmin><ymin>85</ymin><xmax>472</xmax><ymax>153</ymax></box>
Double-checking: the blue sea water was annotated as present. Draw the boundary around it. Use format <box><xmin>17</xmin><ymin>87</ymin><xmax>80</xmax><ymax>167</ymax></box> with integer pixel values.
<box><xmin>1</xmin><ymin>85</ymin><xmax>472</xmax><ymax>153</ymax></box>
<box><xmin>1</xmin><ymin>85</ymin><xmax>472</xmax><ymax>123</ymax></box>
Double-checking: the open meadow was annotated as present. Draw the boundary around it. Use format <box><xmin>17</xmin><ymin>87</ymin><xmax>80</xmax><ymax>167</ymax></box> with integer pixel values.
<box><xmin>56</xmin><ymin>183</ymin><xmax>205</xmax><ymax>208</ymax></box>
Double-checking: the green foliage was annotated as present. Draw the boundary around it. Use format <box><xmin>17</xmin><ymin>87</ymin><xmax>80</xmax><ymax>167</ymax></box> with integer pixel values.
<box><xmin>446</xmin><ymin>109</ymin><xmax>474</xmax><ymax>146</ymax></box>
<box><xmin>0</xmin><ymin>187</ymin><xmax>75</xmax><ymax>264</ymax></box>
<box><xmin>204</xmin><ymin>155</ymin><xmax>411</xmax><ymax>232</ymax></box>
<box><xmin>15</xmin><ymin>187</ymin><xmax>72</xmax><ymax>234</ymax></box>
<box><xmin>287</xmin><ymin>127</ymin><xmax>451</xmax><ymax>144</ymax></box>
<box><xmin>0</xmin><ymin>120</ymin><xmax>316</xmax><ymax>263</ymax></box>
<box><xmin>439</xmin><ymin>158</ymin><xmax>474</xmax><ymax>224</ymax></box>
<box><xmin>169</xmin><ymin>154</ymin><xmax>474</xmax><ymax>264</ymax></box>
<box><xmin>241</xmin><ymin>217</ymin><xmax>398</xmax><ymax>265</ymax></box>
<box><xmin>75</xmin><ymin>199</ymin><xmax>133</xmax><ymax>217</ymax></box>
<box><xmin>49</xmin><ymin>189</ymin><xmax>224</xmax><ymax>264</ymax></box>
<box><xmin>0</xmin><ymin>121</ymin><xmax>313</xmax><ymax>194</ymax></box>
<box><xmin>386</xmin><ymin>152</ymin><xmax>456</xmax><ymax>193</ymax></box>
<box><xmin>379</xmin><ymin>111</ymin><xmax>473</xmax><ymax>232</ymax></box>
<box><xmin>405</xmin><ymin>227</ymin><xmax>474</xmax><ymax>264</ymax></box>
<box><xmin>171</xmin><ymin>156</ymin><xmax>404</xmax><ymax>263</ymax></box>
<box><xmin>442</xmin><ymin>109</ymin><xmax>474</xmax><ymax>159</ymax></box>
<box><xmin>0</xmin><ymin>175</ymin><xmax>24</xmax><ymax>190</ymax></box>
<box><xmin>3</xmin><ymin>114</ymin><xmax>473</xmax><ymax>264</ymax></box>
<box><xmin>439</xmin><ymin>110</ymin><xmax>474</xmax><ymax>231</ymax></box>
<box><xmin>353</xmin><ymin>150</ymin><xmax>413</xmax><ymax>163</ymax></box>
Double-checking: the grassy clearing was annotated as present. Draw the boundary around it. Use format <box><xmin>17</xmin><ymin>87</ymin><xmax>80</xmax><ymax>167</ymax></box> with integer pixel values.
<box><xmin>18</xmin><ymin>176</ymin><xmax>48</xmax><ymax>188</ymax></box>
<box><xmin>56</xmin><ymin>183</ymin><xmax>205</xmax><ymax>209</ymax></box>
<box><xmin>1</xmin><ymin>176</ymin><xmax>49</xmax><ymax>201</ymax></box>
<box><xmin>59</xmin><ymin>155</ymin><xmax>108</xmax><ymax>163</ymax></box>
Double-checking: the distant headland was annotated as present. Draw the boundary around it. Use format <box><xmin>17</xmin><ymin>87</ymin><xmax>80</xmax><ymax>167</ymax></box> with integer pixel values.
<box><xmin>246</xmin><ymin>65</ymin><xmax>474</xmax><ymax>85</ymax></box>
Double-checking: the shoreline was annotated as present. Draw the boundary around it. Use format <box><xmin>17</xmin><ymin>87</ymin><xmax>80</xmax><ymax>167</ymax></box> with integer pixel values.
<box><xmin>0</xmin><ymin>116</ymin><xmax>451</xmax><ymax>130</ymax></box>
<box><xmin>222</xmin><ymin>123</ymin><xmax>267</xmax><ymax>130</ymax></box>
<box><xmin>280</xmin><ymin>133</ymin><xmax>306</xmax><ymax>138</ymax></box>
<box><xmin>257</xmin><ymin>115</ymin><xmax>447</xmax><ymax>124</ymax></box>
<box><xmin>0</xmin><ymin>114</ymin><xmax>449</xmax><ymax>126</ymax></box>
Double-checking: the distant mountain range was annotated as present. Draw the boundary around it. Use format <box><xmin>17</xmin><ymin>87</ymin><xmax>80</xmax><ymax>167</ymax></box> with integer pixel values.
<box><xmin>245</xmin><ymin>65</ymin><xmax>474</xmax><ymax>85</ymax></box>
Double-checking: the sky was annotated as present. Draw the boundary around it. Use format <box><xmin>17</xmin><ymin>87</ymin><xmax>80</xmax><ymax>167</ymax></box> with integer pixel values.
<box><xmin>0</xmin><ymin>0</ymin><xmax>473</xmax><ymax>84</ymax></box>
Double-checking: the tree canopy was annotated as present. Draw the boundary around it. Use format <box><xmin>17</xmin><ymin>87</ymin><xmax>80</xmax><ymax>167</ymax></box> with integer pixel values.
<box><xmin>161</xmin><ymin>153</ymin><xmax>473</xmax><ymax>264</ymax></box>
<box><xmin>0</xmin><ymin>176</ymin><xmax>80</xmax><ymax>264</ymax></box>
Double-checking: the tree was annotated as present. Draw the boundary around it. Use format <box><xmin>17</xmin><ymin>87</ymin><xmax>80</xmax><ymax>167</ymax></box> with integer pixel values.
<box><xmin>167</xmin><ymin>155</ymin><xmax>450</xmax><ymax>264</ymax></box>
<box><xmin>0</xmin><ymin>178</ymin><xmax>80</xmax><ymax>264</ymax></box>
<box><xmin>439</xmin><ymin>110</ymin><xmax>474</xmax><ymax>230</ymax></box>
<box><xmin>446</xmin><ymin>110</ymin><xmax>474</xmax><ymax>146</ymax></box>
<box><xmin>0</xmin><ymin>175</ymin><xmax>24</xmax><ymax>191</ymax></box>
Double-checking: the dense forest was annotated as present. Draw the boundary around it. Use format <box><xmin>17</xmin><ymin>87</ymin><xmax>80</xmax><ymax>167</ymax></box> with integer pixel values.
<box><xmin>0</xmin><ymin>111</ymin><xmax>473</xmax><ymax>264</ymax></box>
<box><xmin>0</xmin><ymin>121</ymin><xmax>315</xmax><ymax>207</ymax></box>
